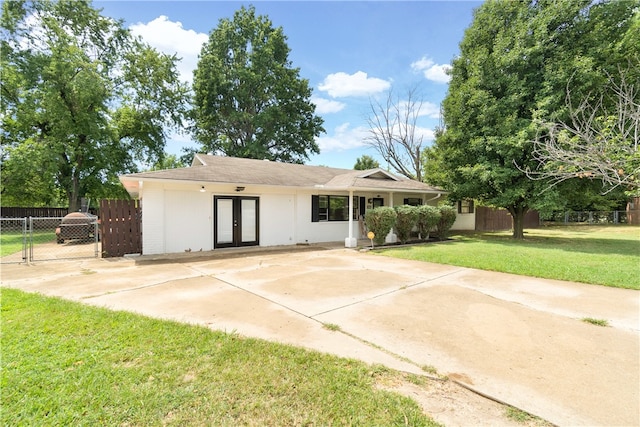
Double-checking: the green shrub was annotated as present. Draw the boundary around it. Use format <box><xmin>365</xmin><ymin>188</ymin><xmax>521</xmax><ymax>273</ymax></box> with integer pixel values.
<box><xmin>365</xmin><ymin>207</ymin><xmax>397</xmax><ymax>245</ymax></box>
<box><xmin>436</xmin><ymin>205</ymin><xmax>457</xmax><ymax>240</ymax></box>
<box><xmin>416</xmin><ymin>205</ymin><xmax>441</xmax><ymax>240</ymax></box>
<box><xmin>394</xmin><ymin>205</ymin><xmax>419</xmax><ymax>244</ymax></box>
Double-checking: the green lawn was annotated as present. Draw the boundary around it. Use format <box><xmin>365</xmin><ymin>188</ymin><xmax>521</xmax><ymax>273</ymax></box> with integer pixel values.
<box><xmin>1</xmin><ymin>230</ymin><xmax>56</xmax><ymax>257</ymax></box>
<box><xmin>1</xmin><ymin>288</ymin><xmax>440</xmax><ymax>426</ymax></box>
<box><xmin>377</xmin><ymin>225</ymin><xmax>640</xmax><ymax>290</ymax></box>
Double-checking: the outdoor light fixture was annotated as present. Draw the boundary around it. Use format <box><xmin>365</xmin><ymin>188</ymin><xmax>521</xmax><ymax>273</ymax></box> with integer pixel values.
<box><xmin>235</xmin><ymin>186</ymin><xmax>245</xmax><ymax>192</ymax></box>
<box><xmin>200</xmin><ymin>186</ymin><xmax>205</xmax><ymax>192</ymax></box>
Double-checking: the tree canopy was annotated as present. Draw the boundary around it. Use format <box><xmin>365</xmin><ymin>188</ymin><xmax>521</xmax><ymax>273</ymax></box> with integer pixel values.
<box><xmin>353</xmin><ymin>155</ymin><xmax>380</xmax><ymax>170</ymax></box>
<box><xmin>1</xmin><ymin>0</ymin><xmax>190</xmax><ymax>211</ymax></box>
<box><xmin>192</xmin><ymin>6</ymin><xmax>324</xmax><ymax>164</ymax></box>
<box><xmin>425</xmin><ymin>0</ymin><xmax>638</xmax><ymax>238</ymax></box>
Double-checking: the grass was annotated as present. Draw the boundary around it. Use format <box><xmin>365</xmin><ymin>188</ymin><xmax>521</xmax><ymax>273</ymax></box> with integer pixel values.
<box><xmin>582</xmin><ymin>317</ymin><xmax>610</xmax><ymax>327</ymax></box>
<box><xmin>505</xmin><ymin>406</ymin><xmax>550</xmax><ymax>425</ymax></box>
<box><xmin>377</xmin><ymin>225</ymin><xmax>640</xmax><ymax>289</ymax></box>
<box><xmin>323</xmin><ymin>322</ymin><xmax>341</xmax><ymax>331</ymax></box>
<box><xmin>0</xmin><ymin>230</ymin><xmax>56</xmax><ymax>257</ymax></box>
<box><xmin>1</xmin><ymin>288</ymin><xmax>440</xmax><ymax>426</ymax></box>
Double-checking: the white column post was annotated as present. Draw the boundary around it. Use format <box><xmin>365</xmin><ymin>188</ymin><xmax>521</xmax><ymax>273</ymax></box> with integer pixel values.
<box><xmin>385</xmin><ymin>191</ymin><xmax>397</xmax><ymax>243</ymax></box>
<box><xmin>345</xmin><ymin>190</ymin><xmax>357</xmax><ymax>247</ymax></box>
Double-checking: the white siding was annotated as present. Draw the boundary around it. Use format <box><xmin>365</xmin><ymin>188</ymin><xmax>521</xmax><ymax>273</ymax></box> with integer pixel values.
<box><xmin>451</xmin><ymin>213</ymin><xmax>475</xmax><ymax>230</ymax></box>
<box><xmin>138</xmin><ymin>181</ymin><xmax>443</xmax><ymax>254</ymax></box>
<box><xmin>294</xmin><ymin>192</ymin><xmax>358</xmax><ymax>244</ymax></box>
<box><xmin>141</xmin><ymin>183</ymin><xmax>165</xmax><ymax>255</ymax></box>
<box><xmin>260</xmin><ymin>193</ymin><xmax>295</xmax><ymax>246</ymax></box>
<box><xmin>164</xmin><ymin>190</ymin><xmax>212</xmax><ymax>253</ymax></box>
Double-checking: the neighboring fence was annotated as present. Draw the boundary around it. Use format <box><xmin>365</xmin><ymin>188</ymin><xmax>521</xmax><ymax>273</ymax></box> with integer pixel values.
<box><xmin>475</xmin><ymin>206</ymin><xmax>540</xmax><ymax>231</ymax></box>
<box><xmin>0</xmin><ymin>206</ymin><xmax>98</xmax><ymax>217</ymax></box>
<box><xmin>100</xmin><ymin>199</ymin><xmax>142</xmax><ymax>258</ymax></box>
<box><xmin>0</xmin><ymin>216</ymin><xmax>98</xmax><ymax>264</ymax></box>
<box><xmin>544</xmin><ymin>211</ymin><xmax>632</xmax><ymax>224</ymax></box>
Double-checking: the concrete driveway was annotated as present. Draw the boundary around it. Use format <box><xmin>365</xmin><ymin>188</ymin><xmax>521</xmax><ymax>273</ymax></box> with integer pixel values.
<box><xmin>2</xmin><ymin>247</ymin><xmax>638</xmax><ymax>426</ymax></box>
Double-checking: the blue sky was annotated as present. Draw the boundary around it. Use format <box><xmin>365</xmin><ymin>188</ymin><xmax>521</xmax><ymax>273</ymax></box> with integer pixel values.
<box><xmin>96</xmin><ymin>1</ymin><xmax>481</xmax><ymax>169</ymax></box>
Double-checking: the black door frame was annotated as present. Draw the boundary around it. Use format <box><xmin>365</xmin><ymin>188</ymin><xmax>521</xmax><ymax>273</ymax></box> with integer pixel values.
<box><xmin>214</xmin><ymin>196</ymin><xmax>259</xmax><ymax>248</ymax></box>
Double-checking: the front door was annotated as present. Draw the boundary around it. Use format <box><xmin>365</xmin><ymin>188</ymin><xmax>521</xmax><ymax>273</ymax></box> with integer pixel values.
<box><xmin>214</xmin><ymin>196</ymin><xmax>259</xmax><ymax>248</ymax></box>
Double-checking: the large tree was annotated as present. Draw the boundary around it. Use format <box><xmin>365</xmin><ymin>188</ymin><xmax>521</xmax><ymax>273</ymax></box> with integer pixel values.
<box><xmin>1</xmin><ymin>0</ymin><xmax>189</xmax><ymax>211</ymax></box>
<box><xmin>426</xmin><ymin>0</ymin><xmax>638</xmax><ymax>238</ymax></box>
<box><xmin>192</xmin><ymin>6</ymin><xmax>324</xmax><ymax>164</ymax></box>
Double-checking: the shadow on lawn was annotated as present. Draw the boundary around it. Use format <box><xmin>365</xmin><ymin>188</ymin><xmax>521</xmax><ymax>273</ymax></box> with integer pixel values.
<box><xmin>445</xmin><ymin>229</ymin><xmax>640</xmax><ymax>257</ymax></box>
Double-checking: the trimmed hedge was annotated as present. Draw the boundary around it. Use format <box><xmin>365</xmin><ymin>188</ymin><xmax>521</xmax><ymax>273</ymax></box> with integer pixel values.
<box><xmin>394</xmin><ymin>205</ymin><xmax>419</xmax><ymax>244</ymax></box>
<box><xmin>436</xmin><ymin>205</ymin><xmax>457</xmax><ymax>240</ymax></box>
<box><xmin>416</xmin><ymin>205</ymin><xmax>441</xmax><ymax>240</ymax></box>
<box><xmin>364</xmin><ymin>207</ymin><xmax>397</xmax><ymax>245</ymax></box>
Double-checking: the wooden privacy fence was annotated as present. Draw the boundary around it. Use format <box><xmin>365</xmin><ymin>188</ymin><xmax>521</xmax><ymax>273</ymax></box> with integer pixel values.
<box><xmin>0</xmin><ymin>206</ymin><xmax>95</xmax><ymax>217</ymax></box>
<box><xmin>100</xmin><ymin>199</ymin><xmax>141</xmax><ymax>258</ymax></box>
<box><xmin>475</xmin><ymin>206</ymin><xmax>540</xmax><ymax>231</ymax></box>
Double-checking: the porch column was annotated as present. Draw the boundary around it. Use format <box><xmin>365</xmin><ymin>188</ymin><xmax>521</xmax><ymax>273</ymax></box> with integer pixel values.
<box><xmin>345</xmin><ymin>189</ymin><xmax>357</xmax><ymax>248</ymax></box>
<box><xmin>386</xmin><ymin>191</ymin><xmax>397</xmax><ymax>243</ymax></box>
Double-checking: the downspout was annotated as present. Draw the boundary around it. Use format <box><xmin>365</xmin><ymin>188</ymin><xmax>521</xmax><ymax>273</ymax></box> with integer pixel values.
<box><xmin>424</xmin><ymin>192</ymin><xmax>442</xmax><ymax>204</ymax></box>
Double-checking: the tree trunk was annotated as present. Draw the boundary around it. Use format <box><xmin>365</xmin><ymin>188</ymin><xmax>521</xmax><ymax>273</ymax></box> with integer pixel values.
<box><xmin>68</xmin><ymin>174</ymin><xmax>81</xmax><ymax>213</ymax></box>
<box><xmin>508</xmin><ymin>205</ymin><xmax>528</xmax><ymax>239</ymax></box>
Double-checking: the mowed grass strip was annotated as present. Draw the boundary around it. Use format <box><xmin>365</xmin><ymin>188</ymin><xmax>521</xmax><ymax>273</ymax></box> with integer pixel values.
<box><xmin>1</xmin><ymin>288</ymin><xmax>439</xmax><ymax>426</ymax></box>
<box><xmin>1</xmin><ymin>230</ymin><xmax>56</xmax><ymax>257</ymax></box>
<box><xmin>378</xmin><ymin>225</ymin><xmax>640</xmax><ymax>290</ymax></box>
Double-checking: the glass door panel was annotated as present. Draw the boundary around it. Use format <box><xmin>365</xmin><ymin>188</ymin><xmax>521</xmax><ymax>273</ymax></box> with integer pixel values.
<box><xmin>216</xmin><ymin>198</ymin><xmax>234</xmax><ymax>245</ymax></box>
<box><xmin>241</xmin><ymin>199</ymin><xmax>256</xmax><ymax>243</ymax></box>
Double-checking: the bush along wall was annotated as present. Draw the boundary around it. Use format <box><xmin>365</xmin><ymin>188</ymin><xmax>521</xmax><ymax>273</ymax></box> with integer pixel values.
<box><xmin>416</xmin><ymin>205</ymin><xmax>441</xmax><ymax>240</ymax></box>
<box><xmin>365</xmin><ymin>204</ymin><xmax>457</xmax><ymax>246</ymax></box>
<box><xmin>436</xmin><ymin>205</ymin><xmax>457</xmax><ymax>240</ymax></box>
<box><xmin>364</xmin><ymin>206</ymin><xmax>397</xmax><ymax>245</ymax></box>
<box><xmin>394</xmin><ymin>205</ymin><xmax>419</xmax><ymax>244</ymax></box>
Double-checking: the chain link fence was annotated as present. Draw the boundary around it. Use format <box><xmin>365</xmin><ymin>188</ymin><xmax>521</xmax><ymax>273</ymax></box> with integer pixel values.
<box><xmin>1</xmin><ymin>216</ymin><xmax>98</xmax><ymax>264</ymax></box>
<box><xmin>0</xmin><ymin>218</ymin><xmax>28</xmax><ymax>264</ymax></box>
<box><xmin>544</xmin><ymin>211</ymin><xmax>630</xmax><ymax>224</ymax></box>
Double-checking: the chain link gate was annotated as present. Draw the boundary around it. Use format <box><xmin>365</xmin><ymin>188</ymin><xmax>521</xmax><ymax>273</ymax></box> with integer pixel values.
<box><xmin>0</xmin><ymin>216</ymin><xmax>98</xmax><ymax>264</ymax></box>
<box><xmin>0</xmin><ymin>218</ymin><xmax>28</xmax><ymax>264</ymax></box>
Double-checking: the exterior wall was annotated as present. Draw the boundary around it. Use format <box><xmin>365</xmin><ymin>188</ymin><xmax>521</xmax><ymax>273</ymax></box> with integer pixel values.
<box><xmin>260</xmin><ymin>193</ymin><xmax>296</xmax><ymax>246</ymax></box>
<box><xmin>140</xmin><ymin>182</ymin><xmax>213</xmax><ymax>255</ymax></box>
<box><xmin>141</xmin><ymin>183</ymin><xmax>165</xmax><ymax>254</ymax></box>
<box><xmin>294</xmin><ymin>191</ymin><xmax>358</xmax><ymax>243</ymax></box>
<box><xmin>164</xmin><ymin>190</ymin><xmax>212</xmax><ymax>253</ymax></box>
<box><xmin>451</xmin><ymin>213</ymin><xmax>475</xmax><ymax>230</ymax></box>
<box><xmin>139</xmin><ymin>180</ymin><xmax>441</xmax><ymax>254</ymax></box>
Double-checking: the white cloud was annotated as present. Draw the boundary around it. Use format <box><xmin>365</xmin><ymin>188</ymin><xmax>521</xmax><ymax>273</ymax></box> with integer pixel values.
<box><xmin>411</xmin><ymin>56</ymin><xmax>451</xmax><ymax>84</ymax></box>
<box><xmin>318</xmin><ymin>71</ymin><xmax>391</xmax><ymax>98</ymax></box>
<box><xmin>129</xmin><ymin>16</ymin><xmax>208</xmax><ymax>83</ymax></box>
<box><xmin>397</xmin><ymin>100</ymin><xmax>441</xmax><ymax>119</ymax></box>
<box><xmin>312</xmin><ymin>97</ymin><xmax>346</xmax><ymax>114</ymax></box>
<box><xmin>316</xmin><ymin>123</ymin><xmax>370</xmax><ymax>152</ymax></box>
<box><xmin>414</xmin><ymin>126</ymin><xmax>436</xmax><ymax>142</ymax></box>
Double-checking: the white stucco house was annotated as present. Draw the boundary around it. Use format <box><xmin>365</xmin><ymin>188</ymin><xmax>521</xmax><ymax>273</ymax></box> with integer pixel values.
<box><xmin>119</xmin><ymin>154</ymin><xmax>446</xmax><ymax>255</ymax></box>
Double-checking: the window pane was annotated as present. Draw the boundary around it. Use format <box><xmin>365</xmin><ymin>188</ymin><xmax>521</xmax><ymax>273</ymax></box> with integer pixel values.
<box><xmin>329</xmin><ymin>196</ymin><xmax>348</xmax><ymax>221</ymax></box>
<box><xmin>319</xmin><ymin>195</ymin><xmax>328</xmax><ymax>221</ymax></box>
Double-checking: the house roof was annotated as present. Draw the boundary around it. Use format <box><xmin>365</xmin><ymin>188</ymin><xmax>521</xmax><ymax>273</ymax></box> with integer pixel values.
<box><xmin>120</xmin><ymin>154</ymin><xmax>444</xmax><ymax>197</ymax></box>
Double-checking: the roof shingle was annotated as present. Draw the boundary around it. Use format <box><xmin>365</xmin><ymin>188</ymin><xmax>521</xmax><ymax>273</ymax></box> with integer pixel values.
<box><xmin>120</xmin><ymin>154</ymin><xmax>444</xmax><ymax>194</ymax></box>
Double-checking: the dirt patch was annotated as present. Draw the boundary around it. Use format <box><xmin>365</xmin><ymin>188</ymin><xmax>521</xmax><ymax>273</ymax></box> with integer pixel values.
<box><xmin>378</xmin><ymin>375</ymin><xmax>552</xmax><ymax>427</ymax></box>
